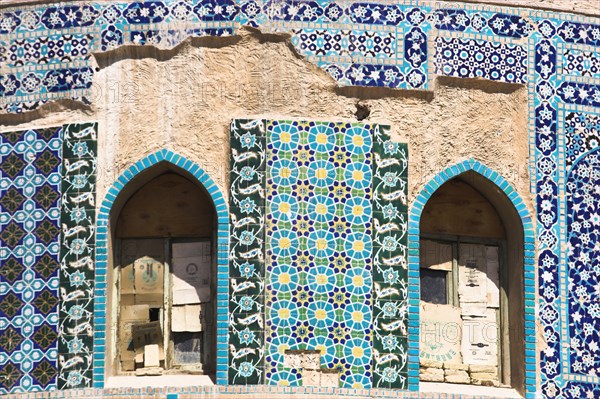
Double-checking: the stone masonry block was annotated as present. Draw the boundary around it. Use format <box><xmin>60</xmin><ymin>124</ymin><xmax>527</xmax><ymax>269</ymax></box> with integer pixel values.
<box><xmin>469</xmin><ymin>365</ymin><xmax>498</xmax><ymax>374</ymax></box>
<box><xmin>444</xmin><ymin>369</ymin><xmax>470</xmax><ymax>384</ymax></box>
<box><xmin>420</xmin><ymin>367</ymin><xmax>444</xmax><ymax>382</ymax></box>
<box><xmin>470</xmin><ymin>372</ymin><xmax>500</xmax><ymax>387</ymax></box>
<box><xmin>420</xmin><ymin>359</ymin><xmax>444</xmax><ymax>368</ymax></box>
<box><xmin>303</xmin><ymin>369</ymin><xmax>320</xmax><ymax>387</ymax></box>
<box><xmin>283</xmin><ymin>351</ymin><xmax>302</xmax><ymax>369</ymax></box>
<box><xmin>300</xmin><ymin>351</ymin><xmax>321</xmax><ymax>370</ymax></box>
<box><xmin>444</xmin><ymin>362</ymin><xmax>469</xmax><ymax>371</ymax></box>
<box><xmin>320</xmin><ymin>369</ymin><xmax>339</xmax><ymax>387</ymax></box>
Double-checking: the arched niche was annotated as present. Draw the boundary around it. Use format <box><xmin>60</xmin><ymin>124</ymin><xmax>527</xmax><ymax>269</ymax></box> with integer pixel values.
<box><xmin>105</xmin><ymin>162</ymin><xmax>218</xmax><ymax>381</ymax></box>
<box><xmin>116</xmin><ymin>172</ymin><xmax>214</xmax><ymax>238</ymax></box>
<box><xmin>418</xmin><ymin>171</ymin><xmax>526</xmax><ymax>394</ymax></box>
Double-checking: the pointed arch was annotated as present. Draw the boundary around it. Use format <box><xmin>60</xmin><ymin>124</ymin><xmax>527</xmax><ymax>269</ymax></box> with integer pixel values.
<box><xmin>92</xmin><ymin>149</ymin><xmax>229</xmax><ymax>387</ymax></box>
<box><xmin>407</xmin><ymin>159</ymin><xmax>536</xmax><ymax>397</ymax></box>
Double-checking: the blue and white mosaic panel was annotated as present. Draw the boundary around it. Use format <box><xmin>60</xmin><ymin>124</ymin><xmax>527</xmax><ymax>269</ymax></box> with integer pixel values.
<box><xmin>371</xmin><ymin>126</ymin><xmax>408</xmax><ymax>389</ymax></box>
<box><xmin>566</xmin><ymin>148</ymin><xmax>600</xmax><ymax>377</ymax></box>
<box><xmin>228</xmin><ymin>119</ymin><xmax>267</xmax><ymax>385</ymax></box>
<box><xmin>536</xmin><ymin>17</ymin><xmax>600</xmax><ymax>396</ymax></box>
<box><xmin>0</xmin><ymin>124</ymin><xmax>98</xmax><ymax>394</ymax></box>
<box><xmin>434</xmin><ymin>36</ymin><xmax>528</xmax><ymax>84</ymax></box>
<box><xmin>560</xmin><ymin>46</ymin><xmax>600</xmax><ymax>79</ymax></box>
<box><xmin>0</xmin><ymin>127</ymin><xmax>63</xmax><ymax>394</ymax></box>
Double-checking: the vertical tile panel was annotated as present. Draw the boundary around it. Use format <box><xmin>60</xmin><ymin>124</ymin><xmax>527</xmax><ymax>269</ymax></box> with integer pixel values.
<box><xmin>0</xmin><ymin>126</ymin><xmax>63</xmax><ymax>393</ymax></box>
<box><xmin>371</xmin><ymin>125</ymin><xmax>409</xmax><ymax>389</ymax></box>
<box><xmin>57</xmin><ymin>123</ymin><xmax>98</xmax><ymax>389</ymax></box>
<box><xmin>228</xmin><ymin>119</ymin><xmax>267</xmax><ymax>384</ymax></box>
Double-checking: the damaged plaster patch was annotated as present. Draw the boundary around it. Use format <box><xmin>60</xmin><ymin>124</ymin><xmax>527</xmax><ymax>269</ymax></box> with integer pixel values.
<box><xmin>355</xmin><ymin>102</ymin><xmax>371</xmax><ymax>121</ymax></box>
<box><xmin>1</xmin><ymin>28</ymin><xmax>533</xmax><ymax>230</ymax></box>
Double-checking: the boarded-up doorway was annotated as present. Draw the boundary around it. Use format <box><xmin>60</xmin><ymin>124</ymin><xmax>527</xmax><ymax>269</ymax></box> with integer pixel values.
<box><xmin>418</xmin><ymin>173</ymin><xmax>525</xmax><ymax>394</ymax></box>
<box><xmin>111</xmin><ymin>171</ymin><xmax>216</xmax><ymax>376</ymax></box>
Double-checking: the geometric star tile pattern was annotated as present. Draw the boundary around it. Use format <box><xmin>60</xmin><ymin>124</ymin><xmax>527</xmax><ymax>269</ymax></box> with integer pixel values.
<box><xmin>0</xmin><ymin>123</ymin><xmax>97</xmax><ymax>394</ymax></box>
<box><xmin>228</xmin><ymin>119</ymin><xmax>408</xmax><ymax>390</ymax></box>
<box><xmin>435</xmin><ymin>36</ymin><xmax>528</xmax><ymax>84</ymax></box>
<box><xmin>264</xmin><ymin>120</ymin><xmax>375</xmax><ymax>389</ymax></box>
<box><xmin>0</xmin><ymin>127</ymin><xmax>62</xmax><ymax>394</ymax></box>
<box><xmin>1</xmin><ymin>1</ymin><xmax>600</xmax><ymax>398</ymax></box>
<box><xmin>537</xmin><ymin>39</ymin><xmax>600</xmax><ymax>399</ymax></box>
<box><xmin>564</xmin><ymin>114</ymin><xmax>600</xmax><ymax>378</ymax></box>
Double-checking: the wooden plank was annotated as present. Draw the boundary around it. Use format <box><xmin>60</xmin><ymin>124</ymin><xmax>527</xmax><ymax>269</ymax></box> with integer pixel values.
<box><xmin>419</xmin><ymin>302</ymin><xmax>463</xmax><ymax>365</ymax></box>
<box><xmin>458</xmin><ymin>244</ymin><xmax>488</xmax><ymax>304</ymax></box>
<box><xmin>144</xmin><ymin>344</ymin><xmax>161</xmax><ymax>368</ymax></box>
<box><xmin>420</xmin><ymin>240</ymin><xmax>453</xmax><ymax>271</ymax></box>
<box><xmin>132</xmin><ymin>321</ymin><xmax>165</xmax><ymax>362</ymax></box>
<box><xmin>486</xmin><ymin>246</ymin><xmax>500</xmax><ymax>308</ymax></box>
<box><xmin>421</xmin><ymin>179</ymin><xmax>505</xmax><ymax>239</ymax></box>
<box><xmin>461</xmin><ymin>309</ymin><xmax>499</xmax><ymax>366</ymax></box>
<box><xmin>116</xmin><ymin>173</ymin><xmax>214</xmax><ymax>238</ymax></box>
<box><xmin>172</xmin><ymin>305</ymin><xmax>203</xmax><ymax>332</ymax></box>
<box><xmin>134</xmin><ymin>256</ymin><xmax>164</xmax><ymax>307</ymax></box>
<box><xmin>118</xmin><ymin>304</ymin><xmax>150</xmax><ymax>368</ymax></box>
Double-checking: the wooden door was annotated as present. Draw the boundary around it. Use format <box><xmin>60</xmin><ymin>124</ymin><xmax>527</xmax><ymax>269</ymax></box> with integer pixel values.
<box><xmin>458</xmin><ymin>243</ymin><xmax>500</xmax><ymax>370</ymax></box>
<box><xmin>118</xmin><ymin>238</ymin><xmax>166</xmax><ymax>371</ymax></box>
<box><xmin>170</xmin><ymin>240</ymin><xmax>213</xmax><ymax>371</ymax></box>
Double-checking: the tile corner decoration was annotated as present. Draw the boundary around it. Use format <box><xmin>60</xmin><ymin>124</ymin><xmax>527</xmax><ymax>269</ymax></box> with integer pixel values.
<box><xmin>0</xmin><ymin>123</ymin><xmax>98</xmax><ymax>394</ymax></box>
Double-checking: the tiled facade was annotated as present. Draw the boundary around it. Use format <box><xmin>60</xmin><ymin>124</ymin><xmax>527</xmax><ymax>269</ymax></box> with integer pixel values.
<box><xmin>0</xmin><ymin>384</ymin><xmax>532</xmax><ymax>399</ymax></box>
<box><xmin>228</xmin><ymin>120</ymin><xmax>408</xmax><ymax>388</ymax></box>
<box><xmin>0</xmin><ymin>1</ymin><xmax>599</xmax><ymax>399</ymax></box>
<box><xmin>93</xmin><ymin>150</ymin><xmax>230</xmax><ymax>389</ymax></box>
<box><xmin>0</xmin><ymin>123</ymin><xmax>98</xmax><ymax>394</ymax></box>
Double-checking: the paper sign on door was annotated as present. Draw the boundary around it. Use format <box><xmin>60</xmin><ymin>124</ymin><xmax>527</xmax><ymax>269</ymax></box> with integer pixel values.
<box><xmin>461</xmin><ymin>308</ymin><xmax>498</xmax><ymax>366</ymax></box>
<box><xmin>134</xmin><ymin>257</ymin><xmax>164</xmax><ymax>307</ymax></box>
<box><xmin>172</xmin><ymin>241</ymin><xmax>211</xmax><ymax>305</ymax></box>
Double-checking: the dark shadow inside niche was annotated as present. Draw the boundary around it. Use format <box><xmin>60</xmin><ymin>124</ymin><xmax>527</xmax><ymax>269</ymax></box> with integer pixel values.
<box><xmin>108</xmin><ymin>162</ymin><xmax>216</xmax><ymax>230</ymax></box>
<box><xmin>115</xmin><ymin>171</ymin><xmax>215</xmax><ymax>238</ymax></box>
<box><xmin>421</xmin><ymin>177</ymin><xmax>506</xmax><ymax>239</ymax></box>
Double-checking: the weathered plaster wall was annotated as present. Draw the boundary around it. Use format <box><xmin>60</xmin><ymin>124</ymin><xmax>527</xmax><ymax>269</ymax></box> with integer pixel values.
<box><xmin>0</xmin><ymin>30</ymin><xmax>534</xmax><ymax>391</ymax></box>
<box><xmin>0</xmin><ymin>28</ymin><xmax>533</xmax><ymax>222</ymax></box>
